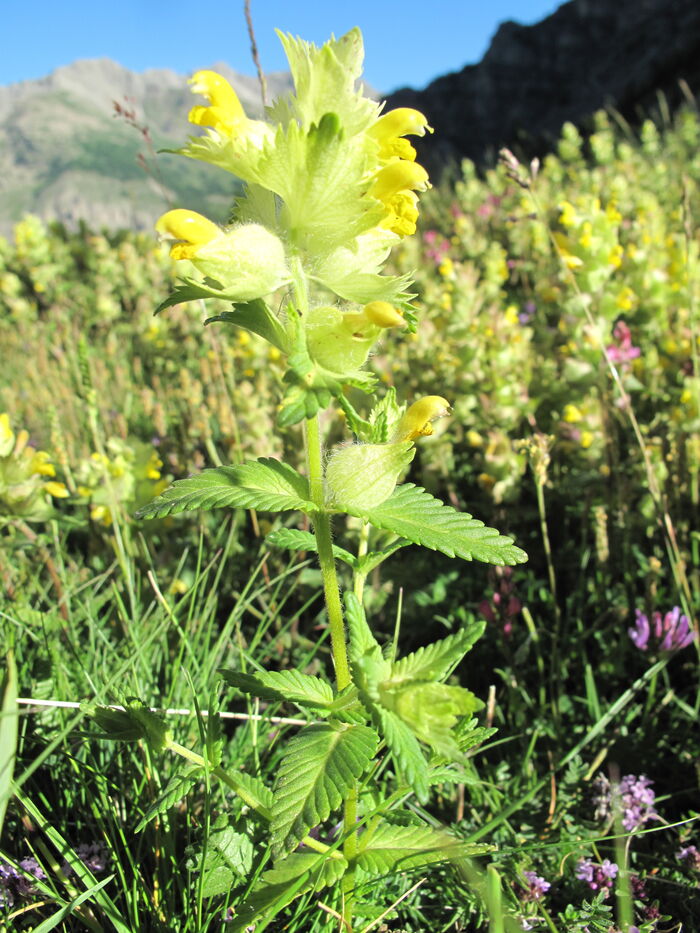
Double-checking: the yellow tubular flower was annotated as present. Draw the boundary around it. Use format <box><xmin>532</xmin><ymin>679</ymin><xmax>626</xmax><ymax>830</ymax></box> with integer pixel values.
<box><xmin>155</xmin><ymin>209</ymin><xmax>221</xmax><ymax>261</ymax></box>
<box><xmin>368</xmin><ymin>108</ymin><xmax>433</xmax><ymax>161</ymax></box>
<box><xmin>362</xmin><ymin>301</ymin><xmax>406</xmax><ymax>328</ymax></box>
<box><xmin>371</xmin><ymin>161</ymin><xmax>430</xmax><ymax>201</ymax></box>
<box><xmin>188</xmin><ymin>70</ymin><xmax>247</xmax><ymax>136</ymax></box>
<box><xmin>394</xmin><ymin>396</ymin><xmax>451</xmax><ymax>441</ymax></box>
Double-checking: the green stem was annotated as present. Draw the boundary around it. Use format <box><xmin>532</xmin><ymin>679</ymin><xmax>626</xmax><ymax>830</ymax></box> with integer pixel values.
<box><xmin>353</xmin><ymin>522</ymin><xmax>371</xmax><ymax>601</ymax></box>
<box><xmin>305</xmin><ymin>415</ymin><xmax>351</xmax><ymax>691</ymax></box>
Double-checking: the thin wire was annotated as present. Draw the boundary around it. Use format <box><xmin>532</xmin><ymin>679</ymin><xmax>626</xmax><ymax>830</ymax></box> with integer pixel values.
<box><xmin>15</xmin><ymin>697</ymin><xmax>308</xmax><ymax>726</ymax></box>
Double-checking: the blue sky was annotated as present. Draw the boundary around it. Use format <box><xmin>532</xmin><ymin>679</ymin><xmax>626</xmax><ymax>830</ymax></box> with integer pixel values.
<box><xmin>5</xmin><ymin>1</ymin><xmax>561</xmax><ymax>93</ymax></box>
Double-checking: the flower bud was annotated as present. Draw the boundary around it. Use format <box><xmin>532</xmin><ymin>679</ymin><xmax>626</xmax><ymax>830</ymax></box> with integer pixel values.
<box><xmin>325</xmin><ymin>440</ymin><xmax>415</xmax><ymax>510</ymax></box>
<box><xmin>156</xmin><ymin>211</ymin><xmax>289</xmax><ymax>299</ymax></box>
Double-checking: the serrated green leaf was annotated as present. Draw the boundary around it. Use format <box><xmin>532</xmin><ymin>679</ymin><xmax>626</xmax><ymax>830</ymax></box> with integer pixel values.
<box><xmin>154</xmin><ymin>283</ymin><xmax>213</xmax><ymax>316</ymax></box>
<box><xmin>373</xmin><ymin>705</ymin><xmax>429</xmax><ymax>803</ymax></box>
<box><xmin>346</xmin><ymin>484</ymin><xmax>528</xmax><ymax>565</ymax></box>
<box><xmin>0</xmin><ymin>650</ymin><xmax>18</xmax><ymax>837</ymax></box>
<box><xmin>198</xmin><ymin>818</ymin><xmax>255</xmax><ymax>896</ymax></box>
<box><xmin>345</xmin><ymin>592</ymin><xmax>382</xmax><ymax>664</ymax></box>
<box><xmin>265</xmin><ymin>527</ymin><xmax>356</xmax><ymax>567</ymax></box>
<box><xmin>454</xmin><ymin>720</ymin><xmax>497</xmax><ymax>753</ymax></box>
<box><xmin>225</xmin><ymin>770</ymin><xmax>275</xmax><ymax>815</ymax></box>
<box><xmin>229</xmin><ymin>851</ymin><xmax>347</xmax><ymax>933</ymax></box>
<box><xmin>135</xmin><ymin>766</ymin><xmax>200</xmax><ymax>832</ymax></box>
<box><xmin>271</xmin><ymin>722</ymin><xmax>378</xmax><ymax>856</ymax></box>
<box><xmin>355</xmin><ymin>541</ymin><xmax>409</xmax><ymax>575</ymax></box>
<box><xmin>136</xmin><ymin>459</ymin><xmax>314</xmax><ymax>520</ymax></box>
<box><xmin>205</xmin><ymin>300</ymin><xmax>290</xmax><ymax>352</ymax></box>
<box><xmin>326</xmin><ymin>685</ymin><xmax>369</xmax><ymax>724</ymax></box>
<box><xmin>389</xmin><ymin>624</ymin><xmax>485</xmax><ymax>686</ymax></box>
<box><xmin>357</xmin><ymin>822</ymin><xmax>493</xmax><ymax>875</ymax></box>
<box><xmin>220</xmin><ymin>669</ymin><xmax>334</xmax><ymax>710</ymax></box>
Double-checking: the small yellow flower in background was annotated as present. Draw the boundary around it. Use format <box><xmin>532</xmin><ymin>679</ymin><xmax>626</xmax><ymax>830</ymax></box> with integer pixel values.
<box><xmin>504</xmin><ymin>305</ymin><xmax>519</xmax><ymax>326</ymax></box>
<box><xmin>559</xmin><ymin>201</ymin><xmax>578</xmax><ymax>227</ymax></box>
<box><xmin>438</xmin><ymin>257</ymin><xmax>454</xmax><ymax>278</ymax></box>
<box><xmin>467</xmin><ymin>429</ymin><xmax>484</xmax><ymax>448</ymax></box>
<box><xmin>0</xmin><ymin>413</ymin><xmax>15</xmax><ymax>457</ymax></box>
<box><xmin>44</xmin><ymin>481</ymin><xmax>69</xmax><ymax>498</ymax></box>
<box><xmin>552</xmin><ymin>232</ymin><xmax>583</xmax><ymax>269</ymax></box>
<box><xmin>394</xmin><ymin>396</ymin><xmax>451</xmax><ymax>441</ymax></box>
<box><xmin>580</xmin><ymin>431</ymin><xmax>594</xmax><ymax>449</ymax></box>
<box><xmin>578</xmin><ymin>222</ymin><xmax>593</xmax><ymax>250</ymax></box>
<box><xmin>29</xmin><ymin>450</ymin><xmax>56</xmax><ymax>477</ymax></box>
<box><xmin>91</xmin><ymin>504</ymin><xmax>113</xmax><ymax>526</ymax></box>
<box><xmin>616</xmin><ymin>286</ymin><xmax>637</xmax><ymax>311</ymax></box>
<box><xmin>608</xmin><ymin>244</ymin><xmax>624</xmax><ymax>268</ymax></box>
<box><xmin>563</xmin><ymin>404</ymin><xmax>584</xmax><ymax>424</ymax></box>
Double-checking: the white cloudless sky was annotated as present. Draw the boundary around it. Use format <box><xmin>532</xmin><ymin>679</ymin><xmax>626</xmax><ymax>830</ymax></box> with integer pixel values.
<box><xmin>4</xmin><ymin>0</ymin><xmax>562</xmax><ymax>93</ymax></box>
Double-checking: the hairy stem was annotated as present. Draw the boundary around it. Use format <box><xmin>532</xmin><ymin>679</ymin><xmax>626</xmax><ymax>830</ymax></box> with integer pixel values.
<box><xmin>305</xmin><ymin>415</ymin><xmax>351</xmax><ymax>691</ymax></box>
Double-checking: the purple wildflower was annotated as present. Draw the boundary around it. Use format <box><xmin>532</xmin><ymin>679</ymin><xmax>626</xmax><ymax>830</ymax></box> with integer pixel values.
<box><xmin>576</xmin><ymin>857</ymin><xmax>618</xmax><ymax>897</ymax></box>
<box><xmin>0</xmin><ymin>856</ymin><xmax>45</xmax><ymax>907</ymax></box>
<box><xmin>479</xmin><ymin>566</ymin><xmax>522</xmax><ymax>637</ymax></box>
<box><xmin>519</xmin><ymin>301</ymin><xmax>536</xmax><ymax>324</ymax></box>
<box><xmin>677</xmin><ymin>844</ymin><xmax>700</xmax><ymax>870</ymax></box>
<box><xmin>618</xmin><ymin>774</ymin><xmax>658</xmax><ymax>832</ymax></box>
<box><xmin>628</xmin><ymin>606</ymin><xmax>695</xmax><ymax>653</ymax></box>
<box><xmin>520</xmin><ymin>870</ymin><xmax>551</xmax><ymax>901</ymax></box>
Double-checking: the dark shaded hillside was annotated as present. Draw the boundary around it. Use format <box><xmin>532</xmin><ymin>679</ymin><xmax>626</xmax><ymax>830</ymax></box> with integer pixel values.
<box><xmin>386</xmin><ymin>0</ymin><xmax>700</xmax><ymax>171</ymax></box>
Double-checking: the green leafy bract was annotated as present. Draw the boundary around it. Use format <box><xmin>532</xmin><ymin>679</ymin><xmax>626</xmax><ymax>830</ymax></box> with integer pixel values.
<box><xmin>220</xmin><ymin>669</ymin><xmax>334</xmax><ymax>712</ymax></box>
<box><xmin>271</xmin><ymin>721</ymin><xmax>378</xmax><ymax>856</ymax></box>
<box><xmin>135</xmin><ymin>459</ymin><xmax>314</xmax><ymax>520</ymax></box>
<box><xmin>373</xmin><ymin>705</ymin><xmax>430</xmax><ymax>802</ymax></box>
<box><xmin>357</xmin><ymin>822</ymin><xmax>493</xmax><ymax>875</ymax></box>
<box><xmin>389</xmin><ymin>624</ymin><xmax>485</xmax><ymax>685</ymax></box>
<box><xmin>346</xmin><ymin>594</ymin><xmax>485</xmax><ymax>800</ymax></box>
<box><xmin>346</xmin><ymin>484</ymin><xmax>528</xmax><ymax>565</ymax></box>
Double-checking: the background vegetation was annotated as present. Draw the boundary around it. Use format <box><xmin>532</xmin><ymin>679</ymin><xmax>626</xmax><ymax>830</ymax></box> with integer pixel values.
<box><xmin>1</xmin><ymin>104</ymin><xmax>699</xmax><ymax>931</ymax></box>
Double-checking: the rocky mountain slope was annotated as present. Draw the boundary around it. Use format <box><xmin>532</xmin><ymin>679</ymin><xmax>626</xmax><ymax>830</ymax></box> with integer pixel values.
<box><xmin>386</xmin><ymin>0</ymin><xmax>700</xmax><ymax>171</ymax></box>
<box><xmin>1</xmin><ymin>0</ymin><xmax>698</xmax><ymax>235</ymax></box>
<box><xmin>0</xmin><ymin>60</ymin><xmax>291</xmax><ymax>236</ymax></box>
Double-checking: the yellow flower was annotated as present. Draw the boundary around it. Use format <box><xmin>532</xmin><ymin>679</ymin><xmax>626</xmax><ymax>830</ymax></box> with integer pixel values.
<box><xmin>155</xmin><ymin>209</ymin><xmax>221</xmax><ymax>261</ymax></box>
<box><xmin>504</xmin><ymin>305</ymin><xmax>519</xmax><ymax>326</ymax></box>
<box><xmin>44</xmin><ymin>481</ymin><xmax>69</xmax><ymax>498</ymax></box>
<box><xmin>563</xmin><ymin>404</ymin><xmax>583</xmax><ymax>423</ymax></box>
<box><xmin>559</xmin><ymin>201</ymin><xmax>578</xmax><ymax>227</ymax></box>
<box><xmin>394</xmin><ymin>396</ymin><xmax>451</xmax><ymax>441</ymax></box>
<box><xmin>156</xmin><ymin>210</ymin><xmax>289</xmax><ymax>297</ymax></box>
<box><xmin>367</xmin><ymin>107</ymin><xmax>432</xmax><ymax>161</ymax></box>
<box><xmin>361</xmin><ymin>301</ymin><xmax>406</xmax><ymax>328</ymax></box>
<box><xmin>370</xmin><ymin>161</ymin><xmax>430</xmax><ymax>237</ymax></box>
<box><xmin>29</xmin><ymin>450</ymin><xmax>56</xmax><ymax>477</ymax></box>
<box><xmin>0</xmin><ymin>413</ymin><xmax>15</xmax><ymax>457</ymax></box>
<box><xmin>371</xmin><ymin>161</ymin><xmax>430</xmax><ymax>201</ymax></box>
<box><xmin>188</xmin><ymin>70</ymin><xmax>269</xmax><ymax>146</ymax></box>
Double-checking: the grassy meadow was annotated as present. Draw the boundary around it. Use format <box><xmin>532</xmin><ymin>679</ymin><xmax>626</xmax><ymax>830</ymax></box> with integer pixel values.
<box><xmin>1</xmin><ymin>104</ymin><xmax>699</xmax><ymax>931</ymax></box>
